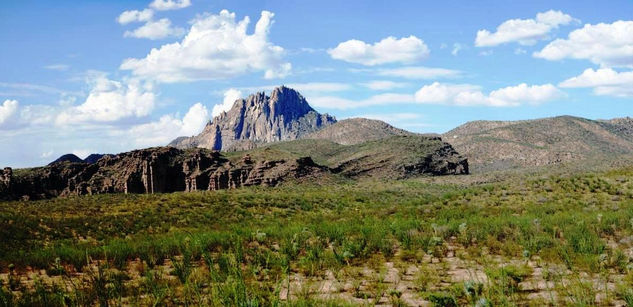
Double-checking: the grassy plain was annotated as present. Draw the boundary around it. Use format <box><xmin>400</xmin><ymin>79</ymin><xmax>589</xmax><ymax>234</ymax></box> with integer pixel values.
<box><xmin>2</xmin><ymin>166</ymin><xmax>633</xmax><ymax>306</ymax></box>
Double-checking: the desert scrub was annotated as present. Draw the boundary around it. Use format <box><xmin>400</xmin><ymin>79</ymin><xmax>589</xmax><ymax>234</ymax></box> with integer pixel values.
<box><xmin>1</xmin><ymin>167</ymin><xmax>633</xmax><ymax>304</ymax></box>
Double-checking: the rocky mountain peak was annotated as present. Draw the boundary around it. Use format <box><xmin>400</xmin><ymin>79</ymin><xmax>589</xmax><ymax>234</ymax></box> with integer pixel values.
<box><xmin>169</xmin><ymin>86</ymin><xmax>336</xmax><ymax>151</ymax></box>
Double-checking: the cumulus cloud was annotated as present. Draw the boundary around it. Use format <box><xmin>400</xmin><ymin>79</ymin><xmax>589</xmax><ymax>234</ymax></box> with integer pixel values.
<box><xmin>149</xmin><ymin>0</ymin><xmax>191</xmax><ymax>11</ymax></box>
<box><xmin>124</xmin><ymin>18</ymin><xmax>185</xmax><ymax>40</ymax></box>
<box><xmin>414</xmin><ymin>82</ymin><xmax>564</xmax><ymax>107</ymax></box>
<box><xmin>476</xmin><ymin>10</ymin><xmax>577</xmax><ymax>47</ymax></box>
<box><xmin>0</xmin><ymin>99</ymin><xmax>19</xmax><ymax>125</ymax></box>
<box><xmin>328</xmin><ymin>36</ymin><xmax>429</xmax><ymax>66</ymax></box>
<box><xmin>534</xmin><ymin>21</ymin><xmax>633</xmax><ymax>67</ymax></box>
<box><xmin>560</xmin><ymin>68</ymin><xmax>633</xmax><ymax>97</ymax></box>
<box><xmin>120</xmin><ymin>10</ymin><xmax>290</xmax><ymax>82</ymax></box>
<box><xmin>128</xmin><ymin>103</ymin><xmax>209</xmax><ymax>147</ymax></box>
<box><xmin>20</xmin><ymin>105</ymin><xmax>57</xmax><ymax>126</ymax></box>
<box><xmin>117</xmin><ymin>9</ymin><xmax>154</xmax><ymax>24</ymax></box>
<box><xmin>213</xmin><ymin>88</ymin><xmax>242</xmax><ymax>117</ymax></box>
<box><xmin>376</xmin><ymin>66</ymin><xmax>461</xmax><ymax>79</ymax></box>
<box><xmin>56</xmin><ymin>77</ymin><xmax>155</xmax><ymax>125</ymax></box>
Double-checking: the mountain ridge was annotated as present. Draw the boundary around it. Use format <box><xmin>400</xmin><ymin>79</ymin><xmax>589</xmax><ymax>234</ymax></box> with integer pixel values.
<box><xmin>443</xmin><ymin>115</ymin><xmax>633</xmax><ymax>171</ymax></box>
<box><xmin>169</xmin><ymin>86</ymin><xmax>336</xmax><ymax>151</ymax></box>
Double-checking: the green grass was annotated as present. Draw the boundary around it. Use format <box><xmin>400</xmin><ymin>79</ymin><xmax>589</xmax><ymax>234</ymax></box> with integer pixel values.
<box><xmin>1</xmin><ymin>167</ymin><xmax>633</xmax><ymax>305</ymax></box>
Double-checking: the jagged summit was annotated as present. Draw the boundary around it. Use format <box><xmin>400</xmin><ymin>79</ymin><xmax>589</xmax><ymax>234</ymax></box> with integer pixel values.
<box><xmin>169</xmin><ymin>86</ymin><xmax>336</xmax><ymax>151</ymax></box>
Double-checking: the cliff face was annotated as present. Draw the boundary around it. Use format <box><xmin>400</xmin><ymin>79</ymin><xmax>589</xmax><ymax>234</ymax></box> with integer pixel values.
<box><xmin>169</xmin><ymin>86</ymin><xmax>336</xmax><ymax>151</ymax></box>
<box><xmin>2</xmin><ymin>147</ymin><xmax>327</xmax><ymax>200</ymax></box>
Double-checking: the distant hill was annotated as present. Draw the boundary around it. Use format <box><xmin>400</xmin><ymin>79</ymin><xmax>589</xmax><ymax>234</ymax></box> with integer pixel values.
<box><xmin>49</xmin><ymin>153</ymin><xmax>111</xmax><ymax>165</ymax></box>
<box><xmin>48</xmin><ymin>154</ymin><xmax>83</xmax><ymax>165</ymax></box>
<box><xmin>83</xmin><ymin>154</ymin><xmax>110</xmax><ymax>164</ymax></box>
<box><xmin>304</xmin><ymin>118</ymin><xmax>413</xmax><ymax>145</ymax></box>
<box><xmin>169</xmin><ymin>86</ymin><xmax>336</xmax><ymax>151</ymax></box>
<box><xmin>443</xmin><ymin>115</ymin><xmax>633</xmax><ymax>171</ymax></box>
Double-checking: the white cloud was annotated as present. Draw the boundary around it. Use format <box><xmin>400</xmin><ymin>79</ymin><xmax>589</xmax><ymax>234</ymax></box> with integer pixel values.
<box><xmin>328</xmin><ymin>36</ymin><xmax>429</xmax><ymax>66</ymax></box>
<box><xmin>360</xmin><ymin>80</ymin><xmax>409</xmax><ymax>90</ymax></box>
<box><xmin>128</xmin><ymin>103</ymin><xmax>209</xmax><ymax>147</ymax></box>
<box><xmin>40</xmin><ymin>150</ymin><xmax>54</xmax><ymax>159</ymax></box>
<box><xmin>451</xmin><ymin>43</ymin><xmax>464</xmax><ymax>56</ymax></box>
<box><xmin>534</xmin><ymin>20</ymin><xmax>633</xmax><ymax>68</ymax></box>
<box><xmin>117</xmin><ymin>9</ymin><xmax>154</xmax><ymax>24</ymax></box>
<box><xmin>560</xmin><ymin>68</ymin><xmax>633</xmax><ymax>97</ymax></box>
<box><xmin>56</xmin><ymin>77</ymin><xmax>155</xmax><ymax>125</ymax></box>
<box><xmin>149</xmin><ymin>0</ymin><xmax>191</xmax><ymax>11</ymax></box>
<box><xmin>124</xmin><ymin>18</ymin><xmax>185</xmax><ymax>40</ymax></box>
<box><xmin>0</xmin><ymin>82</ymin><xmax>70</xmax><ymax>96</ymax></box>
<box><xmin>355</xmin><ymin>113</ymin><xmax>421</xmax><ymax>122</ymax></box>
<box><xmin>44</xmin><ymin>64</ymin><xmax>69</xmax><ymax>71</ymax></box>
<box><xmin>376</xmin><ymin>66</ymin><xmax>461</xmax><ymax>79</ymax></box>
<box><xmin>286</xmin><ymin>82</ymin><xmax>351</xmax><ymax>92</ymax></box>
<box><xmin>414</xmin><ymin>82</ymin><xmax>563</xmax><ymax>107</ymax></box>
<box><xmin>20</xmin><ymin>105</ymin><xmax>57</xmax><ymax>126</ymax></box>
<box><xmin>120</xmin><ymin>10</ymin><xmax>290</xmax><ymax>82</ymax></box>
<box><xmin>234</xmin><ymin>82</ymin><xmax>351</xmax><ymax>95</ymax></box>
<box><xmin>514</xmin><ymin>48</ymin><xmax>527</xmax><ymax>55</ymax></box>
<box><xmin>213</xmin><ymin>88</ymin><xmax>242</xmax><ymax>117</ymax></box>
<box><xmin>305</xmin><ymin>82</ymin><xmax>562</xmax><ymax>109</ymax></box>
<box><xmin>180</xmin><ymin>103</ymin><xmax>209</xmax><ymax>136</ymax></box>
<box><xmin>0</xmin><ymin>99</ymin><xmax>19</xmax><ymax>125</ymax></box>
<box><xmin>308</xmin><ymin>93</ymin><xmax>415</xmax><ymax>110</ymax></box>
<box><xmin>353</xmin><ymin>113</ymin><xmax>431</xmax><ymax>130</ymax></box>
<box><xmin>475</xmin><ymin>10</ymin><xmax>577</xmax><ymax>47</ymax></box>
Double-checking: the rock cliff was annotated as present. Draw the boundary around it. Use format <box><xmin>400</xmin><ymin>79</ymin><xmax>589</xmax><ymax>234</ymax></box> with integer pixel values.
<box><xmin>2</xmin><ymin>147</ymin><xmax>327</xmax><ymax>200</ymax></box>
<box><xmin>169</xmin><ymin>86</ymin><xmax>336</xmax><ymax>151</ymax></box>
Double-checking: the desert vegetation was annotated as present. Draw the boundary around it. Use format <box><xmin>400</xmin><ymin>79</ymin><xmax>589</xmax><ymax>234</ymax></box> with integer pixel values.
<box><xmin>2</xmin><ymin>167</ymin><xmax>633</xmax><ymax>306</ymax></box>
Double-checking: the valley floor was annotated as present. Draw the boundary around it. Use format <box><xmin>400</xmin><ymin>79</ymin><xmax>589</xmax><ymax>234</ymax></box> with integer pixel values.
<box><xmin>1</xmin><ymin>165</ymin><xmax>633</xmax><ymax>306</ymax></box>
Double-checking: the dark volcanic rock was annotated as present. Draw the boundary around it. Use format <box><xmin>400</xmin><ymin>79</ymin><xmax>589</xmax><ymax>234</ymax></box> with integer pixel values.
<box><xmin>169</xmin><ymin>86</ymin><xmax>336</xmax><ymax>151</ymax></box>
<box><xmin>49</xmin><ymin>154</ymin><xmax>84</xmax><ymax>165</ymax></box>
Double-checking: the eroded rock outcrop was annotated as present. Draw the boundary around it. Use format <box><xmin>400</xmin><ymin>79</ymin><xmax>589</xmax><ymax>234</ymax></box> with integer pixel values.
<box><xmin>1</xmin><ymin>147</ymin><xmax>328</xmax><ymax>200</ymax></box>
<box><xmin>169</xmin><ymin>86</ymin><xmax>336</xmax><ymax>151</ymax></box>
<box><xmin>208</xmin><ymin>156</ymin><xmax>325</xmax><ymax>190</ymax></box>
<box><xmin>0</xmin><ymin>167</ymin><xmax>11</xmax><ymax>195</ymax></box>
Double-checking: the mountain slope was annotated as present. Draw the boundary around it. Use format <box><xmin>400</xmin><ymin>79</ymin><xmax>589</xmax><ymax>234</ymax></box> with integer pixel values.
<box><xmin>169</xmin><ymin>86</ymin><xmax>336</xmax><ymax>151</ymax></box>
<box><xmin>443</xmin><ymin>115</ymin><xmax>633</xmax><ymax>171</ymax></box>
<box><xmin>304</xmin><ymin>118</ymin><xmax>413</xmax><ymax>145</ymax></box>
<box><xmin>239</xmin><ymin>135</ymin><xmax>468</xmax><ymax>179</ymax></box>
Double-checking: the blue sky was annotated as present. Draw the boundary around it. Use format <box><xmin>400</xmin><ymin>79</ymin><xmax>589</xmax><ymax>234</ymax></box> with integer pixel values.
<box><xmin>1</xmin><ymin>0</ymin><xmax>632</xmax><ymax>167</ymax></box>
